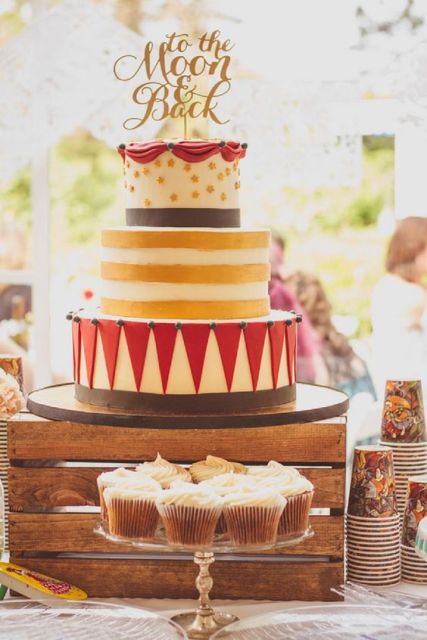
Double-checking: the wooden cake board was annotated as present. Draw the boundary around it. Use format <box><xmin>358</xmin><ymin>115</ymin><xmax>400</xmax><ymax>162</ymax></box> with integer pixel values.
<box><xmin>27</xmin><ymin>382</ymin><xmax>349</xmax><ymax>428</ymax></box>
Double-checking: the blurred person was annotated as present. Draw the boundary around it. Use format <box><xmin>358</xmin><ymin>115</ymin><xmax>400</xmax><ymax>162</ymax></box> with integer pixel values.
<box><xmin>269</xmin><ymin>230</ymin><xmax>322</xmax><ymax>384</ymax></box>
<box><xmin>285</xmin><ymin>270</ymin><xmax>376</xmax><ymax>400</ymax></box>
<box><xmin>371</xmin><ymin>216</ymin><xmax>427</xmax><ymax>391</ymax></box>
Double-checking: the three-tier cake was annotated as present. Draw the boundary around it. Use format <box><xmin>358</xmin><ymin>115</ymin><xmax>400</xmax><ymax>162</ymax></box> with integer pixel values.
<box><xmin>69</xmin><ymin>139</ymin><xmax>300</xmax><ymax>412</ymax></box>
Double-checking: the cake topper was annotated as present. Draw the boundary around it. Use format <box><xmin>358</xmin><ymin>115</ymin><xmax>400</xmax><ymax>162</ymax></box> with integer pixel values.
<box><xmin>113</xmin><ymin>30</ymin><xmax>233</xmax><ymax>134</ymax></box>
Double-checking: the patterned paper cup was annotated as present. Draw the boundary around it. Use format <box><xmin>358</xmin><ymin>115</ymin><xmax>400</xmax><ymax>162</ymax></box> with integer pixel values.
<box><xmin>381</xmin><ymin>380</ymin><xmax>426</xmax><ymax>443</ymax></box>
<box><xmin>348</xmin><ymin>446</ymin><xmax>398</xmax><ymax>518</ymax></box>
<box><xmin>401</xmin><ymin>475</ymin><xmax>427</xmax><ymax>547</ymax></box>
<box><xmin>347</xmin><ymin>539</ymin><xmax>401</xmax><ymax>551</ymax></box>
<box><xmin>0</xmin><ymin>354</ymin><xmax>23</xmax><ymax>391</ymax></box>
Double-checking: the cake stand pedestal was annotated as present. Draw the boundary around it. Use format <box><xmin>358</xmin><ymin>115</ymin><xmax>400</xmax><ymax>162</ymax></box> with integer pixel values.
<box><xmin>171</xmin><ymin>552</ymin><xmax>237</xmax><ymax>638</ymax></box>
<box><xmin>95</xmin><ymin>523</ymin><xmax>313</xmax><ymax>639</ymax></box>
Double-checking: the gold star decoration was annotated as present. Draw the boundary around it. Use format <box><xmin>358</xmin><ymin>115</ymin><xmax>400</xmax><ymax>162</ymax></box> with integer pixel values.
<box><xmin>217</xmin><ymin>172</ymin><xmax>224</xmax><ymax>181</ymax></box>
<box><xmin>234</xmin><ymin>181</ymin><xmax>240</xmax><ymax>190</ymax></box>
<box><xmin>233</xmin><ymin>162</ymin><xmax>238</xmax><ymax>172</ymax></box>
<box><xmin>170</xmin><ymin>193</ymin><xmax>178</xmax><ymax>202</ymax></box>
<box><xmin>129</xmin><ymin>184</ymin><xmax>135</xmax><ymax>192</ymax></box>
<box><xmin>220</xmin><ymin>192</ymin><xmax>227</xmax><ymax>201</ymax></box>
<box><xmin>124</xmin><ymin>181</ymin><xmax>127</xmax><ymax>189</ymax></box>
<box><xmin>192</xmin><ymin>190</ymin><xmax>200</xmax><ymax>199</ymax></box>
<box><xmin>190</xmin><ymin>174</ymin><xmax>199</xmax><ymax>183</ymax></box>
<box><xmin>206</xmin><ymin>185</ymin><xmax>215</xmax><ymax>193</ymax></box>
<box><xmin>225</xmin><ymin>167</ymin><xmax>231</xmax><ymax>176</ymax></box>
<box><xmin>157</xmin><ymin>176</ymin><xmax>165</xmax><ymax>184</ymax></box>
<box><xmin>184</xmin><ymin>163</ymin><xmax>191</xmax><ymax>172</ymax></box>
<box><xmin>208</xmin><ymin>161</ymin><xmax>216</xmax><ymax>170</ymax></box>
<box><xmin>143</xmin><ymin>167</ymin><xmax>150</xmax><ymax>176</ymax></box>
<box><xmin>154</xmin><ymin>159</ymin><xmax>162</xmax><ymax>167</ymax></box>
<box><xmin>133</xmin><ymin>170</ymin><xmax>140</xmax><ymax>178</ymax></box>
<box><xmin>167</xmin><ymin>158</ymin><xmax>175</xmax><ymax>167</ymax></box>
<box><xmin>144</xmin><ymin>198</ymin><xmax>152</xmax><ymax>206</ymax></box>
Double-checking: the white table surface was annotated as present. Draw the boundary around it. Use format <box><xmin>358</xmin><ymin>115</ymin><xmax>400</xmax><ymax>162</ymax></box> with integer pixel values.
<box><xmin>99</xmin><ymin>581</ymin><xmax>426</xmax><ymax>619</ymax></box>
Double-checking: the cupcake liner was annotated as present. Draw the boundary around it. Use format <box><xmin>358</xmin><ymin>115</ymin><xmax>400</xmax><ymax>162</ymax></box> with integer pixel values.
<box><xmin>97</xmin><ymin>481</ymin><xmax>108</xmax><ymax>522</ymax></box>
<box><xmin>215</xmin><ymin>513</ymin><xmax>227</xmax><ymax>536</ymax></box>
<box><xmin>224</xmin><ymin>504</ymin><xmax>284</xmax><ymax>546</ymax></box>
<box><xmin>107</xmin><ymin>497</ymin><xmax>159</xmax><ymax>539</ymax></box>
<box><xmin>158</xmin><ymin>504</ymin><xmax>222</xmax><ymax>547</ymax></box>
<box><xmin>278</xmin><ymin>491</ymin><xmax>313</xmax><ymax>536</ymax></box>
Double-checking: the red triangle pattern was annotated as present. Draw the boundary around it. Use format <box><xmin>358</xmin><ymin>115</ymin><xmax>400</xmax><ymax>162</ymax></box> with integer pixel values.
<box><xmin>214</xmin><ymin>324</ymin><xmax>242</xmax><ymax>391</ymax></box>
<box><xmin>153</xmin><ymin>324</ymin><xmax>178</xmax><ymax>393</ymax></box>
<box><xmin>98</xmin><ymin>320</ymin><xmax>122</xmax><ymax>390</ymax></box>
<box><xmin>80</xmin><ymin>319</ymin><xmax>98</xmax><ymax>389</ymax></box>
<box><xmin>181</xmin><ymin>324</ymin><xmax>211</xmax><ymax>393</ymax></box>
<box><xmin>72</xmin><ymin>320</ymin><xmax>81</xmax><ymax>383</ymax></box>
<box><xmin>123</xmin><ymin>321</ymin><xmax>150</xmax><ymax>391</ymax></box>
<box><xmin>285</xmin><ymin>320</ymin><xmax>297</xmax><ymax>384</ymax></box>
<box><xmin>243</xmin><ymin>323</ymin><xmax>267</xmax><ymax>391</ymax></box>
<box><xmin>268</xmin><ymin>321</ymin><xmax>286</xmax><ymax>389</ymax></box>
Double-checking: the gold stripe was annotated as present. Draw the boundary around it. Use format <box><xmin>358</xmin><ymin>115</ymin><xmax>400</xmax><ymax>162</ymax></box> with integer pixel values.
<box><xmin>101</xmin><ymin>298</ymin><xmax>270</xmax><ymax>320</ymax></box>
<box><xmin>102</xmin><ymin>229</ymin><xmax>270</xmax><ymax>250</ymax></box>
<box><xmin>101</xmin><ymin>262</ymin><xmax>270</xmax><ymax>284</ymax></box>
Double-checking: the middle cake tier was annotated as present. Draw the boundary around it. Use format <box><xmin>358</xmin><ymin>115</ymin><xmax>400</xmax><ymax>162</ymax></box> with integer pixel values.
<box><xmin>101</xmin><ymin>226</ymin><xmax>271</xmax><ymax>320</ymax></box>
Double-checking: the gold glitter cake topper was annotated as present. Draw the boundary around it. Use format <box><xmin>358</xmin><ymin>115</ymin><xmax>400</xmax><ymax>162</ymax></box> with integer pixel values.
<box><xmin>113</xmin><ymin>30</ymin><xmax>233</xmax><ymax>131</ymax></box>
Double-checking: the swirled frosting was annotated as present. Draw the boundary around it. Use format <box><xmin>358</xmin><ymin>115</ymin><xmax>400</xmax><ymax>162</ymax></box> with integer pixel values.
<box><xmin>223</xmin><ymin>490</ymin><xmax>287</xmax><ymax>509</ymax></box>
<box><xmin>247</xmin><ymin>462</ymin><xmax>313</xmax><ymax>496</ymax></box>
<box><xmin>156</xmin><ymin>485</ymin><xmax>224</xmax><ymax>509</ymax></box>
<box><xmin>136</xmin><ymin>453</ymin><xmax>183</xmax><ymax>488</ymax></box>
<box><xmin>115</xmin><ymin>475</ymin><xmax>161</xmax><ymax>492</ymax></box>
<box><xmin>248</xmin><ymin>461</ymin><xmax>301</xmax><ymax>480</ymax></box>
<box><xmin>200</xmin><ymin>473</ymin><xmax>256</xmax><ymax>495</ymax></box>
<box><xmin>97</xmin><ymin>468</ymin><xmax>137</xmax><ymax>489</ymax></box>
<box><xmin>104</xmin><ymin>486</ymin><xmax>158</xmax><ymax>503</ymax></box>
<box><xmin>118</xmin><ymin>140</ymin><xmax>246</xmax><ymax>165</ymax></box>
<box><xmin>190</xmin><ymin>456</ymin><xmax>247</xmax><ymax>483</ymax></box>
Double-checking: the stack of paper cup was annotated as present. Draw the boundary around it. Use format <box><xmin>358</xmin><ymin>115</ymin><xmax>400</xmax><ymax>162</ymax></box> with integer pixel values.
<box><xmin>379</xmin><ymin>380</ymin><xmax>427</xmax><ymax>514</ymax></box>
<box><xmin>401</xmin><ymin>475</ymin><xmax>427</xmax><ymax>583</ymax></box>
<box><xmin>346</xmin><ymin>445</ymin><xmax>401</xmax><ymax>585</ymax></box>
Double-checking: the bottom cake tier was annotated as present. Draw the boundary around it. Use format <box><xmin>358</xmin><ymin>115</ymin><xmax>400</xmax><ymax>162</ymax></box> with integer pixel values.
<box><xmin>69</xmin><ymin>309</ymin><xmax>300</xmax><ymax>412</ymax></box>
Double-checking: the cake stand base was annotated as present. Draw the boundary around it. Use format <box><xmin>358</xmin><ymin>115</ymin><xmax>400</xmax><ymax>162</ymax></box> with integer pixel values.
<box><xmin>171</xmin><ymin>551</ymin><xmax>238</xmax><ymax>639</ymax></box>
<box><xmin>171</xmin><ymin>611</ymin><xmax>238</xmax><ymax>639</ymax></box>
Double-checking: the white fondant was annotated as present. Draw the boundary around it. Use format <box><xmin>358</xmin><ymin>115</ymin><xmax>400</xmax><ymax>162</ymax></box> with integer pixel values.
<box><xmin>101</xmin><ymin>280</ymin><xmax>268</xmax><ymax>302</ymax></box>
<box><xmin>165</xmin><ymin>331</ymin><xmax>194</xmax><ymax>394</ymax></box>
<box><xmin>139</xmin><ymin>331</ymin><xmax>163</xmax><ymax>393</ymax></box>
<box><xmin>230</xmin><ymin>333</ymin><xmax>253</xmax><ymax>392</ymax></box>
<box><xmin>256</xmin><ymin>331</ymin><xmax>273</xmax><ymax>391</ymax></box>
<box><xmin>100</xmin><ymin>247</ymin><xmax>270</xmax><ymax>265</ymax></box>
<box><xmin>92</xmin><ymin>336</ymin><xmax>109</xmax><ymax>390</ymax></box>
<box><xmin>78</xmin><ymin>308</ymin><xmax>294</xmax><ymax>324</ymax></box>
<box><xmin>198</xmin><ymin>332</ymin><xmax>228</xmax><ymax>394</ymax></box>
<box><xmin>124</xmin><ymin>154</ymin><xmax>239</xmax><ymax>210</ymax></box>
<box><xmin>113</xmin><ymin>330</ymin><xmax>136</xmax><ymax>392</ymax></box>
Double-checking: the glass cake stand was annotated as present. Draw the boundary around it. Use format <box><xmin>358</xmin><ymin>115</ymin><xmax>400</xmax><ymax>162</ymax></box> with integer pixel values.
<box><xmin>95</xmin><ymin>522</ymin><xmax>313</xmax><ymax>639</ymax></box>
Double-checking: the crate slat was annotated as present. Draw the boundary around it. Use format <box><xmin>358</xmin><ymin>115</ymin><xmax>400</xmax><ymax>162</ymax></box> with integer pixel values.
<box><xmin>8</xmin><ymin>418</ymin><xmax>345</xmax><ymax>464</ymax></box>
<box><xmin>9</xmin><ymin>513</ymin><xmax>343</xmax><ymax>558</ymax></box>
<box><xmin>8</xmin><ymin>555</ymin><xmax>344</xmax><ymax>601</ymax></box>
<box><xmin>8</xmin><ymin>467</ymin><xmax>345</xmax><ymax>511</ymax></box>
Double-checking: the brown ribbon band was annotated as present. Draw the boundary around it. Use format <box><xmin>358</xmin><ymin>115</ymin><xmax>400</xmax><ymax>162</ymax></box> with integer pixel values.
<box><xmin>126</xmin><ymin>208</ymin><xmax>241</xmax><ymax>228</ymax></box>
<box><xmin>75</xmin><ymin>383</ymin><xmax>296</xmax><ymax>413</ymax></box>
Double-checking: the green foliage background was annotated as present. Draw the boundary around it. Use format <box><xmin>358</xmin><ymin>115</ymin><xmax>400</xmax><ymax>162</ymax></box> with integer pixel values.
<box><xmin>0</xmin><ymin>132</ymin><xmax>393</xmax><ymax>336</ymax></box>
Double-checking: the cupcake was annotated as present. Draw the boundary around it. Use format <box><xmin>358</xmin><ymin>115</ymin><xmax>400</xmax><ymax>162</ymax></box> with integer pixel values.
<box><xmin>104</xmin><ymin>486</ymin><xmax>160</xmax><ymax>540</ymax></box>
<box><xmin>156</xmin><ymin>485</ymin><xmax>223</xmax><ymax>547</ymax></box>
<box><xmin>276</xmin><ymin>475</ymin><xmax>314</xmax><ymax>536</ymax></box>
<box><xmin>247</xmin><ymin>461</ymin><xmax>314</xmax><ymax>536</ymax></box>
<box><xmin>97</xmin><ymin>468</ymin><xmax>137</xmax><ymax>520</ymax></box>
<box><xmin>223</xmin><ymin>489</ymin><xmax>286</xmax><ymax>546</ymax></box>
<box><xmin>200</xmin><ymin>473</ymin><xmax>257</xmax><ymax>534</ymax></box>
<box><xmin>136</xmin><ymin>453</ymin><xmax>191</xmax><ymax>487</ymax></box>
<box><xmin>190</xmin><ymin>455</ymin><xmax>247</xmax><ymax>483</ymax></box>
<box><xmin>247</xmin><ymin>461</ymin><xmax>301</xmax><ymax>483</ymax></box>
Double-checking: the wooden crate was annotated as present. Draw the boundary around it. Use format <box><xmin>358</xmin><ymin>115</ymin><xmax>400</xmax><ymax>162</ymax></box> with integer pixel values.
<box><xmin>7</xmin><ymin>412</ymin><xmax>345</xmax><ymax>601</ymax></box>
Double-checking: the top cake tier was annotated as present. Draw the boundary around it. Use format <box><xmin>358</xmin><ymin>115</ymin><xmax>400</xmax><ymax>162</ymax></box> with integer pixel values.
<box><xmin>119</xmin><ymin>139</ymin><xmax>246</xmax><ymax>228</ymax></box>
